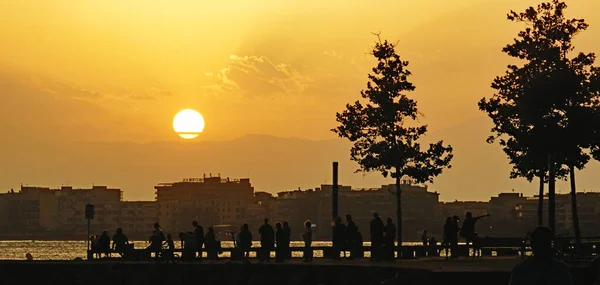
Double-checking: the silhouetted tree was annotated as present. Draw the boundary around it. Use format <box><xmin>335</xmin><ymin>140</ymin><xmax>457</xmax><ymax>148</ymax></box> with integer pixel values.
<box><xmin>480</xmin><ymin>1</ymin><xmax>600</xmax><ymax>247</ymax></box>
<box><xmin>332</xmin><ymin>35</ymin><xmax>453</xmax><ymax>258</ymax></box>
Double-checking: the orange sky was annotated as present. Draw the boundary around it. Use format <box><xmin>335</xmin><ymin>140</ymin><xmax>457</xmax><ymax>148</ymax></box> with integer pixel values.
<box><xmin>1</xmin><ymin>0</ymin><xmax>600</xmax><ymax>201</ymax></box>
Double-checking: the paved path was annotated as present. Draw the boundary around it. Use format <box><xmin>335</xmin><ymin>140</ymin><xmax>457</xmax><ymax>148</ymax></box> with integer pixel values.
<box><xmin>0</xmin><ymin>257</ymin><xmax>525</xmax><ymax>272</ymax></box>
<box><xmin>176</xmin><ymin>257</ymin><xmax>522</xmax><ymax>272</ymax></box>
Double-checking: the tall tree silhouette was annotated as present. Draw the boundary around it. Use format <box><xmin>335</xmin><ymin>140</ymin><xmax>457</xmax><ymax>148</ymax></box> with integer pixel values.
<box><xmin>480</xmin><ymin>1</ymin><xmax>599</xmax><ymax>246</ymax></box>
<box><xmin>332</xmin><ymin>35</ymin><xmax>453</xmax><ymax>258</ymax></box>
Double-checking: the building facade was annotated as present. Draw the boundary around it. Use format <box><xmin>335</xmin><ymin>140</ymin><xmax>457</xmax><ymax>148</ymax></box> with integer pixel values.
<box><xmin>155</xmin><ymin>175</ymin><xmax>255</xmax><ymax>234</ymax></box>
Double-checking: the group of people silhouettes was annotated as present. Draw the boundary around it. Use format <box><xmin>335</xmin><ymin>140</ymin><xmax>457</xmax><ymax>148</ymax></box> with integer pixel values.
<box><xmin>89</xmin><ymin>228</ymin><xmax>131</xmax><ymax>258</ymax></box>
<box><xmin>330</xmin><ymin>212</ymin><xmax>397</xmax><ymax>262</ymax></box>
<box><xmin>174</xmin><ymin>221</ymin><xmax>220</xmax><ymax>261</ymax></box>
<box><xmin>90</xmin><ymin>211</ymin><xmax>489</xmax><ymax>261</ymax></box>
<box><xmin>235</xmin><ymin>218</ymin><xmax>295</xmax><ymax>263</ymax></box>
<box><xmin>442</xmin><ymin>211</ymin><xmax>490</xmax><ymax>258</ymax></box>
<box><xmin>89</xmin><ymin>214</ymin><xmax>399</xmax><ymax>262</ymax></box>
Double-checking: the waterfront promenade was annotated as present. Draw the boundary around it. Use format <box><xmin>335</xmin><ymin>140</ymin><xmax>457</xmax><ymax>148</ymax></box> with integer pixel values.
<box><xmin>0</xmin><ymin>257</ymin><xmax>595</xmax><ymax>285</ymax></box>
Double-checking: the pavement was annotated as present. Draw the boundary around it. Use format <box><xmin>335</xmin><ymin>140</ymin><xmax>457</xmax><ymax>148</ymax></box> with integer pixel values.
<box><xmin>0</xmin><ymin>256</ymin><xmax>525</xmax><ymax>272</ymax></box>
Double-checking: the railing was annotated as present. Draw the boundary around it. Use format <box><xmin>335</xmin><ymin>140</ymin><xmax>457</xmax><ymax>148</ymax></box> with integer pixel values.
<box><xmin>86</xmin><ymin>238</ymin><xmax>600</xmax><ymax>262</ymax></box>
<box><xmin>86</xmin><ymin>243</ymin><xmax>533</xmax><ymax>261</ymax></box>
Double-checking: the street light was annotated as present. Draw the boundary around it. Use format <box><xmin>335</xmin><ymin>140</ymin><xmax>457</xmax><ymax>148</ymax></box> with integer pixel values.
<box><xmin>85</xmin><ymin>204</ymin><xmax>94</xmax><ymax>260</ymax></box>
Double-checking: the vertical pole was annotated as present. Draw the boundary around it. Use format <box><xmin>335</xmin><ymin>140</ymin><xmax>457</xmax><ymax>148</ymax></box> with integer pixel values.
<box><xmin>548</xmin><ymin>154</ymin><xmax>556</xmax><ymax>234</ymax></box>
<box><xmin>332</xmin><ymin>162</ymin><xmax>339</xmax><ymax>221</ymax></box>
<box><xmin>396</xmin><ymin>175</ymin><xmax>402</xmax><ymax>259</ymax></box>
<box><xmin>537</xmin><ymin>175</ymin><xmax>544</xmax><ymax>226</ymax></box>
<box><xmin>87</xmin><ymin>218</ymin><xmax>91</xmax><ymax>260</ymax></box>
<box><xmin>332</xmin><ymin>162</ymin><xmax>339</xmax><ymax>257</ymax></box>
<box><xmin>87</xmin><ymin>219</ymin><xmax>90</xmax><ymax>250</ymax></box>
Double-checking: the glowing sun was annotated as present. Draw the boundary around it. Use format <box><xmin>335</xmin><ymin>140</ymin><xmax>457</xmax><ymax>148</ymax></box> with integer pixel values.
<box><xmin>173</xmin><ymin>109</ymin><xmax>205</xmax><ymax>139</ymax></box>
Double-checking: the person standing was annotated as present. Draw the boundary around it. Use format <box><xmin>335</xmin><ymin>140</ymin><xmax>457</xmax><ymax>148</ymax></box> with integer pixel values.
<box><xmin>238</xmin><ymin>223</ymin><xmax>253</xmax><ymax>261</ymax></box>
<box><xmin>192</xmin><ymin>221</ymin><xmax>205</xmax><ymax>260</ymax></box>
<box><xmin>345</xmin><ymin>214</ymin><xmax>359</xmax><ymax>259</ymax></box>
<box><xmin>460</xmin><ymin>212</ymin><xmax>490</xmax><ymax>257</ymax></box>
<box><xmin>451</xmin><ymin>215</ymin><xmax>460</xmax><ymax>258</ymax></box>
<box><xmin>258</xmin><ymin>218</ymin><xmax>274</xmax><ymax>262</ymax></box>
<box><xmin>332</xmin><ymin>217</ymin><xmax>346</xmax><ymax>260</ymax></box>
<box><xmin>384</xmin><ymin>217</ymin><xmax>396</xmax><ymax>261</ymax></box>
<box><xmin>442</xmin><ymin>217</ymin><xmax>453</xmax><ymax>259</ymax></box>
<box><xmin>204</xmin><ymin>227</ymin><xmax>218</xmax><ymax>261</ymax></box>
<box><xmin>275</xmin><ymin>222</ymin><xmax>285</xmax><ymax>263</ymax></box>
<box><xmin>148</xmin><ymin>223</ymin><xmax>165</xmax><ymax>259</ymax></box>
<box><xmin>112</xmin><ymin>228</ymin><xmax>129</xmax><ymax>257</ymax></box>
<box><xmin>370</xmin><ymin>212</ymin><xmax>385</xmax><ymax>261</ymax></box>
<box><xmin>282</xmin><ymin>221</ymin><xmax>291</xmax><ymax>260</ymax></box>
<box><xmin>302</xmin><ymin>220</ymin><xmax>313</xmax><ymax>262</ymax></box>
<box><xmin>421</xmin><ymin>230</ymin><xmax>428</xmax><ymax>246</ymax></box>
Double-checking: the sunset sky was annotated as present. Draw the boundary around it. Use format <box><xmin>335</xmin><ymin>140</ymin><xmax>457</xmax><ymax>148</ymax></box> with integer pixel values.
<box><xmin>2</xmin><ymin>0</ymin><xmax>600</xmax><ymax>201</ymax></box>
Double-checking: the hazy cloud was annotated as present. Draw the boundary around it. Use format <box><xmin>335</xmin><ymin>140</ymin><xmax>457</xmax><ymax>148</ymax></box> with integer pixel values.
<box><xmin>126</xmin><ymin>87</ymin><xmax>172</xmax><ymax>100</ymax></box>
<box><xmin>201</xmin><ymin>55</ymin><xmax>312</xmax><ymax>97</ymax></box>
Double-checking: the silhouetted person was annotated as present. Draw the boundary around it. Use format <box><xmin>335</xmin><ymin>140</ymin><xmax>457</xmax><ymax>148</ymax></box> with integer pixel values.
<box><xmin>460</xmin><ymin>212</ymin><xmax>490</xmax><ymax>256</ymax></box>
<box><xmin>112</xmin><ymin>228</ymin><xmax>129</xmax><ymax>257</ymax></box>
<box><xmin>179</xmin><ymin>231</ymin><xmax>196</xmax><ymax>261</ymax></box>
<box><xmin>355</xmin><ymin>230</ymin><xmax>364</xmax><ymax>258</ymax></box>
<box><xmin>205</xmin><ymin>227</ymin><xmax>218</xmax><ymax>260</ymax></box>
<box><xmin>97</xmin><ymin>231</ymin><xmax>111</xmax><ymax>258</ymax></box>
<box><xmin>258</xmin><ymin>218</ymin><xmax>274</xmax><ymax>262</ymax></box>
<box><xmin>90</xmin><ymin>235</ymin><xmax>99</xmax><ymax>259</ymax></box>
<box><xmin>384</xmin><ymin>217</ymin><xmax>396</xmax><ymax>261</ymax></box>
<box><xmin>148</xmin><ymin>223</ymin><xmax>165</xmax><ymax>259</ymax></box>
<box><xmin>509</xmin><ymin>226</ymin><xmax>573</xmax><ymax>285</ymax></box>
<box><xmin>332</xmin><ymin>216</ymin><xmax>346</xmax><ymax>260</ymax></box>
<box><xmin>421</xmin><ymin>230</ymin><xmax>428</xmax><ymax>246</ymax></box>
<box><xmin>275</xmin><ymin>222</ymin><xmax>285</xmax><ymax>263</ymax></box>
<box><xmin>192</xmin><ymin>221</ymin><xmax>204</xmax><ymax>260</ymax></box>
<box><xmin>428</xmin><ymin>237</ymin><xmax>438</xmax><ymax>256</ymax></box>
<box><xmin>451</xmin><ymin>215</ymin><xmax>460</xmax><ymax>258</ymax></box>
<box><xmin>442</xmin><ymin>217</ymin><xmax>453</xmax><ymax>259</ymax></box>
<box><xmin>370</xmin><ymin>212</ymin><xmax>385</xmax><ymax>261</ymax></box>
<box><xmin>238</xmin><ymin>223</ymin><xmax>253</xmax><ymax>260</ymax></box>
<box><xmin>283</xmin><ymin>221</ymin><xmax>291</xmax><ymax>259</ymax></box>
<box><xmin>163</xmin><ymin>234</ymin><xmax>175</xmax><ymax>261</ymax></box>
<box><xmin>345</xmin><ymin>214</ymin><xmax>359</xmax><ymax>259</ymax></box>
<box><xmin>302</xmin><ymin>220</ymin><xmax>313</xmax><ymax>262</ymax></box>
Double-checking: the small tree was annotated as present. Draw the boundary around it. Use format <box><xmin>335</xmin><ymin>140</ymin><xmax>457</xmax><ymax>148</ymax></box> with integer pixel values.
<box><xmin>332</xmin><ymin>35</ymin><xmax>453</xmax><ymax>258</ymax></box>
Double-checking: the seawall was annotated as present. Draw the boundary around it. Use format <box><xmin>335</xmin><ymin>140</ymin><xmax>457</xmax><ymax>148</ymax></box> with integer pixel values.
<box><xmin>0</xmin><ymin>261</ymin><xmax>591</xmax><ymax>285</ymax></box>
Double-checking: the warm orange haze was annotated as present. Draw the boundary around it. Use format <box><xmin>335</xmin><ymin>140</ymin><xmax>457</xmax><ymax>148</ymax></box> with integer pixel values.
<box><xmin>2</xmin><ymin>0</ymin><xmax>600</xmax><ymax>201</ymax></box>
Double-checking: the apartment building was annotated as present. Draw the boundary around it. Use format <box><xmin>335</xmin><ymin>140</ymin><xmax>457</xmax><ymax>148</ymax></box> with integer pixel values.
<box><xmin>154</xmin><ymin>175</ymin><xmax>255</xmax><ymax>233</ymax></box>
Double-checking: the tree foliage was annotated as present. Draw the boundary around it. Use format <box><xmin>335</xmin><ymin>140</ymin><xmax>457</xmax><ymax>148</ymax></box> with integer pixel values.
<box><xmin>479</xmin><ymin>0</ymin><xmax>600</xmax><ymax>241</ymax></box>
<box><xmin>479</xmin><ymin>0</ymin><xmax>599</xmax><ymax>181</ymax></box>
<box><xmin>332</xmin><ymin>37</ymin><xmax>453</xmax><ymax>183</ymax></box>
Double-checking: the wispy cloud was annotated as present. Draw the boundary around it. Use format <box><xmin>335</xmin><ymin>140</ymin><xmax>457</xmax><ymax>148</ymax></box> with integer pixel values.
<box><xmin>200</xmin><ymin>55</ymin><xmax>312</xmax><ymax>97</ymax></box>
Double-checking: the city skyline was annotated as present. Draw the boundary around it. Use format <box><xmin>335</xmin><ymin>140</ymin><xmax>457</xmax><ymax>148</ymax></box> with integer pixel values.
<box><xmin>9</xmin><ymin>171</ymin><xmax>600</xmax><ymax>203</ymax></box>
<box><xmin>3</xmin><ymin>177</ymin><xmax>599</xmax><ymax>241</ymax></box>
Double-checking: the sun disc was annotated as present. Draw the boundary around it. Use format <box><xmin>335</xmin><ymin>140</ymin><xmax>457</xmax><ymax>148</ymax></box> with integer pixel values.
<box><xmin>173</xmin><ymin>109</ymin><xmax>205</xmax><ymax>139</ymax></box>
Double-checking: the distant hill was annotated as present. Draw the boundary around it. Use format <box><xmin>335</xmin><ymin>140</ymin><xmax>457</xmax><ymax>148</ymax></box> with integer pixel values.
<box><xmin>2</xmin><ymin>118</ymin><xmax>598</xmax><ymax>202</ymax></box>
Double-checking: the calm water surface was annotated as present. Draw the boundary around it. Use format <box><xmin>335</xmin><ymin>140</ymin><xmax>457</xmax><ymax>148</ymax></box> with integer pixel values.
<box><xmin>0</xmin><ymin>240</ymin><xmax>427</xmax><ymax>260</ymax></box>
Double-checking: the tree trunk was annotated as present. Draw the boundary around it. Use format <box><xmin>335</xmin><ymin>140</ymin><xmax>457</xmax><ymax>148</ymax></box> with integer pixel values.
<box><xmin>569</xmin><ymin>165</ymin><xmax>582</xmax><ymax>252</ymax></box>
<box><xmin>537</xmin><ymin>175</ymin><xmax>544</xmax><ymax>226</ymax></box>
<box><xmin>548</xmin><ymin>154</ymin><xmax>556</xmax><ymax>234</ymax></box>
<box><xmin>395</xmin><ymin>175</ymin><xmax>402</xmax><ymax>259</ymax></box>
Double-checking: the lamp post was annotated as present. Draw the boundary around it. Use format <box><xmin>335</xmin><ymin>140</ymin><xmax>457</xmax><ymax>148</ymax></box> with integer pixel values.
<box><xmin>85</xmin><ymin>204</ymin><xmax>94</xmax><ymax>260</ymax></box>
